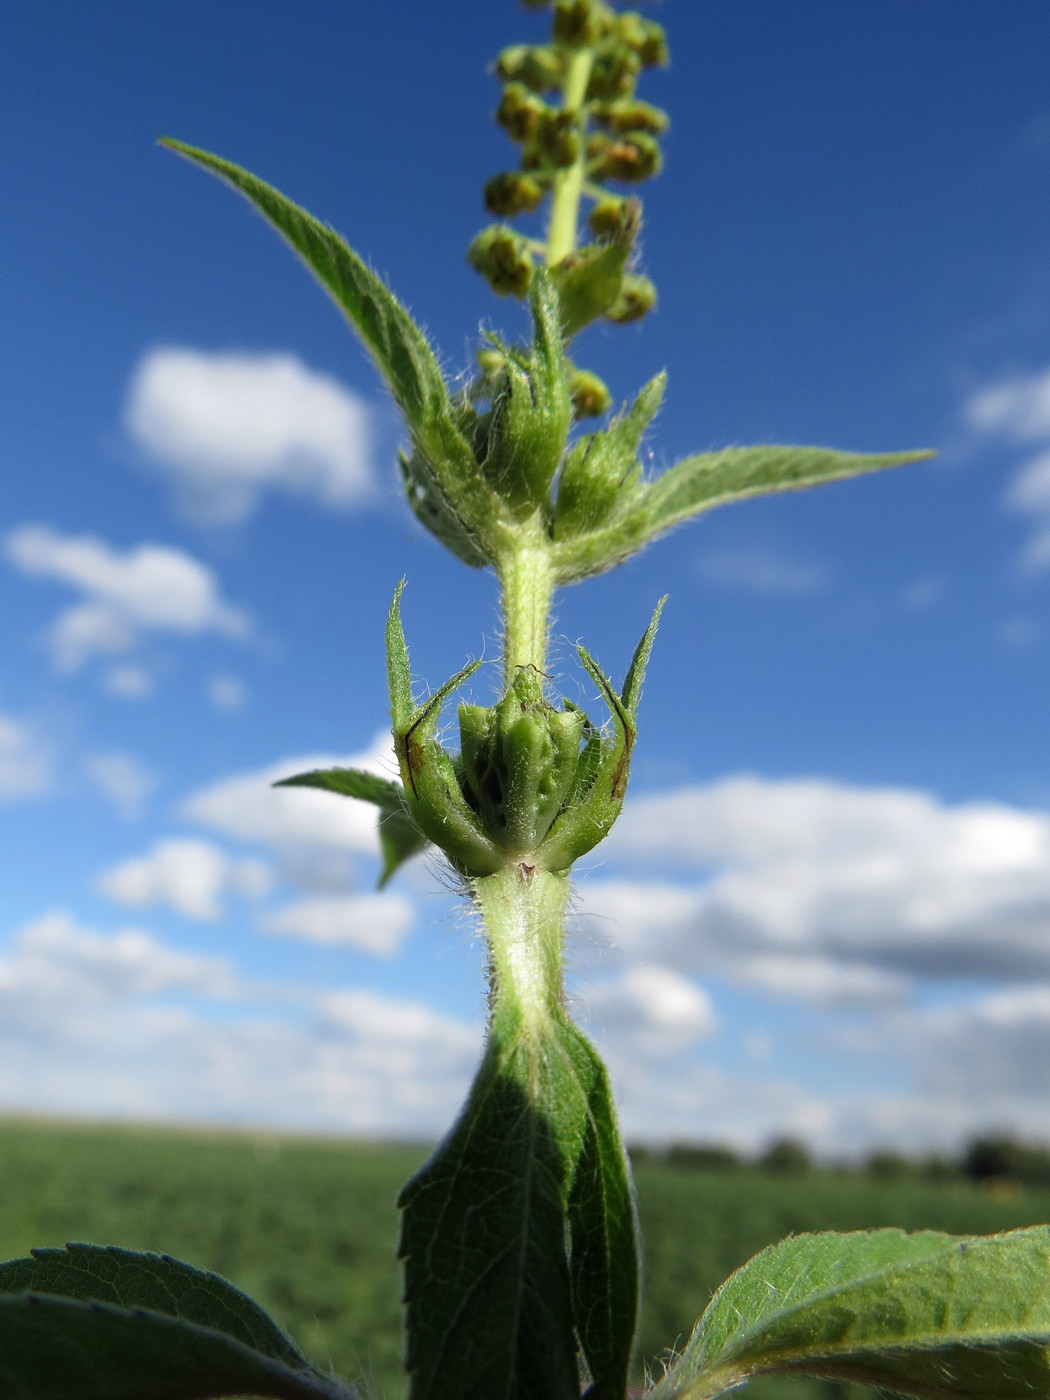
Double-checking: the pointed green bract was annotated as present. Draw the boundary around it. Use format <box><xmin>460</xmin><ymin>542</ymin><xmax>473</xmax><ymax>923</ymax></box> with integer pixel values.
<box><xmin>654</xmin><ymin>1226</ymin><xmax>1050</xmax><ymax>1400</ymax></box>
<box><xmin>274</xmin><ymin>768</ymin><xmax>429</xmax><ymax>887</ymax></box>
<box><xmin>553</xmin><ymin>443</ymin><xmax>934</xmax><ymax>582</ymax></box>
<box><xmin>160</xmin><ymin>139</ymin><xmax>508</xmax><ymax>566</ymax></box>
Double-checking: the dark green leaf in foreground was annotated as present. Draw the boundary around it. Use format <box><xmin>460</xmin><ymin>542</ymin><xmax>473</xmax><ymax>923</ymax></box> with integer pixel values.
<box><xmin>653</xmin><ymin>1225</ymin><xmax>1050</xmax><ymax>1400</ymax></box>
<box><xmin>399</xmin><ymin>1012</ymin><xmax>639</xmax><ymax>1400</ymax></box>
<box><xmin>275</xmin><ymin>767</ymin><xmax>429</xmax><ymax>887</ymax></box>
<box><xmin>0</xmin><ymin>1245</ymin><xmax>352</xmax><ymax>1400</ymax></box>
<box><xmin>553</xmin><ymin>444</ymin><xmax>934</xmax><ymax>582</ymax></box>
<box><xmin>160</xmin><ymin>139</ymin><xmax>506</xmax><ymax>566</ymax></box>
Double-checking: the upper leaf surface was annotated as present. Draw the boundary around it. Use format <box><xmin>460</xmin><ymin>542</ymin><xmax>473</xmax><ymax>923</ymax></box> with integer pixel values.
<box><xmin>654</xmin><ymin>1225</ymin><xmax>1050</xmax><ymax>1400</ymax></box>
<box><xmin>0</xmin><ymin>1244</ymin><xmax>307</xmax><ymax>1369</ymax></box>
<box><xmin>0</xmin><ymin>1292</ymin><xmax>351</xmax><ymax>1400</ymax></box>
<box><xmin>160</xmin><ymin>139</ymin><xmax>504</xmax><ymax>562</ymax></box>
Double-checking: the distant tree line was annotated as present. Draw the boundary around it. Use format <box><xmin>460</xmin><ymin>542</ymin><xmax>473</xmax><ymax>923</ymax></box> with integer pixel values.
<box><xmin>627</xmin><ymin>1134</ymin><xmax>1050</xmax><ymax>1186</ymax></box>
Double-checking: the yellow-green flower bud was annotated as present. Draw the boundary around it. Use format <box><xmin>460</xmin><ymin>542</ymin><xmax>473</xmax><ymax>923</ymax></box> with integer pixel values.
<box><xmin>587</xmin><ymin>194</ymin><xmax>630</xmax><ymax>238</ymax></box>
<box><xmin>569</xmin><ymin>367</ymin><xmax>612</xmax><ymax>419</ymax></box>
<box><xmin>495</xmin><ymin>43</ymin><xmax>563</xmax><ymax>92</ymax></box>
<box><xmin>585</xmin><ymin>46</ymin><xmax>641</xmax><ymax>101</ymax></box>
<box><xmin>484</xmin><ymin>171</ymin><xmax>545</xmax><ymax>217</ymax></box>
<box><xmin>497</xmin><ymin>83</ymin><xmax>548</xmax><ymax>142</ymax></box>
<box><xmin>552</xmin><ymin>0</ymin><xmax>607</xmax><ymax>48</ymax></box>
<box><xmin>594</xmin><ymin>133</ymin><xmax>662</xmax><ymax>182</ymax></box>
<box><xmin>637</xmin><ymin>19</ymin><xmax>670</xmax><ymax>67</ymax></box>
<box><xmin>536</xmin><ymin>110</ymin><xmax>581</xmax><ymax>169</ymax></box>
<box><xmin>605</xmin><ymin>272</ymin><xmax>656</xmax><ymax>323</ymax></box>
<box><xmin>467</xmin><ymin>225</ymin><xmax>534</xmax><ymax>298</ymax></box>
<box><xmin>593</xmin><ymin>99</ymin><xmax>670</xmax><ymax>136</ymax></box>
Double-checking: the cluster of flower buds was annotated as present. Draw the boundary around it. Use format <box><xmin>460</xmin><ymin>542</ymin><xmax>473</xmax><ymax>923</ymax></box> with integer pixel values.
<box><xmin>468</xmin><ymin>0</ymin><xmax>669</xmax><ymax>369</ymax></box>
<box><xmin>384</xmin><ymin>582</ymin><xmax>663</xmax><ymax>879</ymax></box>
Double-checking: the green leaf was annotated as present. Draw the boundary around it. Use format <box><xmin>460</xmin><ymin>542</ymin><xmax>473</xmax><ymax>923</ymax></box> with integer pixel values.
<box><xmin>160</xmin><ymin>139</ymin><xmax>506</xmax><ymax>565</ymax></box>
<box><xmin>398</xmin><ymin>1011</ymin><xmax>638</xmax><ymax>1400</ymax></box>
<box><xmin>0</xmin><ymin>1244</ymin><xmax>351</xmax><ymax>1400</ymax></box>
<box><xmin>553</xmin><ymin>443</ymin><xmax>934</xmax><ymax>581</ymax></box>
<box><xmin>274</xmin><ymin>767</ymin><xmax>429</xmax><ymax>887</ymax></box>
<box><xmin>654</xmin><ymin>1225</ymin><xmax>1050</xmax><ymax>1400</ymax></box>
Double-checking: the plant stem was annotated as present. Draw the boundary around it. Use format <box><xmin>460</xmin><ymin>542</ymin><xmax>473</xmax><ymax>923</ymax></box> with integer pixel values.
<box><xmin>497</xmin><ymin>539</ymin><xmax>555</xmax><ymax>687</ymax></box>
<box><xmin>546</xmin><ymin>47</ymin><xmax>595</xmax><ymax>266</ymax></box>
<box><xmin>474</xmin><ymin>864</ymin><xmax>570</xmax><ymax>1031</ymax></box>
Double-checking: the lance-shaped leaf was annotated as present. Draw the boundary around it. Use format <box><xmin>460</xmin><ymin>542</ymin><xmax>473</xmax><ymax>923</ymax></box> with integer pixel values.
<box><xmin>275</xmin><ymin>767</ymin><xmax>428</xmax><ymax>888</ymax></box>
<box><xmin>538</xmin><ymin>598</ymin><xmax>665</xmax><ymax>870</ymax></box>
<box><xmin>160</xmin><ymin>139</ymin><xmax>507</xmax><ymax>566</ymax></box>
<box><xmin>0</xmin><ymin>1244</ymin><xmax>351</xmax><ymax>1400</ymax></box>
<box><xmin>652</xmin><ymin>1225</ymin><xmax>1050</xmax><ymax>1400</ymax></box>
<box><xmin>552</xmin><ymin>199</ymin><xmax>640</xmax><ymax>341</ymax></box>
<box><xmin>553</xmin><ymin>443</ymin><xmax>933</xmax><ymax>582</ymax></box>
<box><xmin>385</xmin><ymin>582</ymin><xmax>501</xmax><ymax>874</ymax></box>
<box><xmin>398</xmin><ymin>1009</ymin><xmax>638</xmax><ymax>1400</ymax></box>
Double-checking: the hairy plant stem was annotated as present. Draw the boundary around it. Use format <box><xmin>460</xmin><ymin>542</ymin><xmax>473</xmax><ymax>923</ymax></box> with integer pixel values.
<box><xmin>497</xmin><ymin>537</ymin><xmax>555</xmax><ymax>686</ymax></box>
<box><xmin>474</xmin><ymin>864</ymin><xmax>570</xmax><ymax>1033</ymax></box>
<box><xmin>546</xmin><ymin>47</ymin><xmax>595</xmax><ymax>267</ymax></box>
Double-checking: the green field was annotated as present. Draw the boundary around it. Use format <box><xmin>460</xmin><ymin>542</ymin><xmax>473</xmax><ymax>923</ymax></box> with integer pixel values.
<box><xmin>1</xmin><ymin>1119</ymin><xmax>1047</xmax><ymax>1400</ymax></box>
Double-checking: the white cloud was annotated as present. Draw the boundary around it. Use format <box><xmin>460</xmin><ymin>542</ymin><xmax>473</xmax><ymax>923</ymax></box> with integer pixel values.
<box><xmin>181</xmin><ymin>732</ymin><xmax>394</xmax><ymax>864</ymax></box>
<box><xmin>0</xmin><ymin>912</ymin><xmax>478</xmax><ymax>1135</ymax></box>
<box><xmin>582</xmin><ymin>965</ymin><xmax>716</xmax><ymax>1056</ymax></box>
<box><xmin>103</xmin><ymin>664</ymin><xmax>154</xmax><ymax>699</ymax></box>
<box><xmin>85</xmin><ymin>751</ymin><xmax>158</xmax><ymax>819</ymax></box>
<box><xmin>966</xmin><ymin>370</ymin><xmax>1050</xmax><ymax>572</ymax></box>
<box><xmin>99</xmin><ymin>839</ymin><xmax>271</xmax><ymax>921</ymax></box>
<box><xmin>581</xmin><ymin>775</ymin><xmax>1050</xmax><ymax>998</ymax></box>
<box><xmin>263</xmin><ymin>893</ymin><xmax>415</xmax><ymax>955</ymax></box>
<box><xmin>4</xmin><ymin>524</ymin><xmax>248</xmax><ymax>671</ymax></box>
<box><xmin>696</xmin><ymin>547</ymin><xmax>826</xmax><ymax>595</ymax></box>
<box><xmin>0</xmin><ymin>713</ymin><xmax>52</xmax><ymax>801</ymax></box>
<box><xmin>207</xmin><ymin>674</ymin><xmax>246</xmax><ymax>710</ymax></box>
<box><xmin>125</xmin><ymin>348</ymin><xmax>375</xmax><ymax>524</ymax></box>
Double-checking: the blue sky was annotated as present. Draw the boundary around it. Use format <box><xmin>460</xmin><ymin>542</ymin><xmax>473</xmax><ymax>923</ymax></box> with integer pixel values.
<box><xmin>4</xmin><ymin>0</ymin><xmax>1050</xmax><ymax>1153</ymax></box>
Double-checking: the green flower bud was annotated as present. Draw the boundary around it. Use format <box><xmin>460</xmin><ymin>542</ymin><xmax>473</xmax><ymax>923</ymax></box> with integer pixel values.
<box><xmin>593</xmin><ymin>133</ymin><xmax>662</xmax><ymax>182</ymax></box>
<box><xmin>585</xmin><ymin>46</ymin><xmax>641</xmax><ymax>101</ymax></box>
<box><xmin>495</xmin><ymin>43</ymin><xmax>563</xmax><ymax>92</ymax></box>
<box><xmin>476</xmin><ymin>346</ymin><xmax>507</xmax><ymax>378</ymax></box>
<box><xmin>497</xmin><ymin>83</ymin><xmax>548</xmax><ymax>141</ymax></box>
<box><xmin>467</xmin><ymin>225</ymin><xmax>534</xmax><ymax>297</ymax></box>
<box><xmin>592</xmin><ymin>99</ymin><xmax>670</xmax><ymax>136</ymax></box>
<box><xmin>637</xmin><ymin>19</ymin><xmax>670</xmax><ymax>67</ymax></box>
<box><xmin>568</xmin><ymin>367</ymin><xmax>612</xmax><ymax>419</ymax></box>
<box><xmin>587</xmin><ymin>194</ymin><xmax>630</xmax><ymax>238</ymax></box>
<box><xmin>457</xmin><ymin>668</ymin><xmax>586</xmax><ymax>855</ymax></box>
<box><xmin>552</xmin><ymin>0</ymin><xmax>607</xmax><ymax>47</ymax></box>
<box><xmin>536</xmin><ymin>110</ymin><xmax>581</xmax><ymax>169</ymax></box>
<box><xmin>605</xmin><ymin>272</ymin><xmax>656</xmax><ymax>324</ymax></box>
<box><xmin>484</xmin><ymin>171</ymin><xmax>545</xmax><ymax>217</ymax></box>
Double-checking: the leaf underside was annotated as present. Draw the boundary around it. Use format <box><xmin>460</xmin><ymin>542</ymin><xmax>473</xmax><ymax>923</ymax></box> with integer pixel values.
<box><xmin>655</xmin><ymin>1225</ymin><xmax>1050</xmax><ymax>1400</ymax></box>
<box><xmin>0</xmin><ymin>1244</ymin><xmax>351</xmax><ymax>1400</ymax></box>
<box><xmin>398</xmin><ymin>1015</ymin><xmax>638</xmax><ymax>1400</ymax></box>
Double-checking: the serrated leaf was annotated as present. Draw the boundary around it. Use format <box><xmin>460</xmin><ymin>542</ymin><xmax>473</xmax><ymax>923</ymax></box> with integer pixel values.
<box><xmin>160</xmin><ymin>139</ymin><xmax>506</xmax><ymax>565</ymax></box>
<box><xmin>0</xmin><ymin>1243</ymin><xmax>306</xmax><ymax>1369</ymax></box>
<box><xmin>274</xmin><ymin>767</ymin><xmax>429</xmax><ymax>887</ymax></box>
<box><xmin>654</xmin><ymin>1225</ymin><xmax>1050</xmax><ymax>1400</ymax></box>
<box><xmin>553</xmin><ymin>444</ymin><xmax>933</xmax><ymax>582</ymax></box>
<box><xmin>0</xmin><ymin>1292</ymin><xmax>351</xmax><ymax>1400</ymax></box>
<box><xmin>398</xmin><ymin>1009</ymin><xmax>638</xmax><ymax>1400</ymax></box>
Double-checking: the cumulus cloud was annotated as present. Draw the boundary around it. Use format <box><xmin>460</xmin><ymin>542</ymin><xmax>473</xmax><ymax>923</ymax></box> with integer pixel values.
<box><xmin>207</xmin><ymin>674</ymin><xmax>246</xmax><ymax>711</ymax></box>
<box><xmin>263</xmin><ymin>893</ymin><xmax>415</xmax><ymax>956</ymax></box>
<box><xmin>581</xmin><ymin>965</ymin><xmax>716</xmax><ymax>1056</ymax></box>
<box><xmin>0</xmin><ymin>912</ymin><xmax>478</xmax><ymax>1135</ymax></box>
<box><xmin>84</xmin><ymin>752</ymin><xmax>158</xmax><ymax>819</ymax></box>
<box><xmin>696</xmin><ymin>546</ymin><xmax>827</xmax><ymax>595</ymax></box>
<box><xmin>580</xmin><ymin>775</ymin><xmax>1050</xmax><ymax>999</ymax></box>
<box><xmin>966</xmin><ymin>368</ymin><xmax>1050</xmax><ymax>571</ymax></box>
<box><xmin>181</xmin><ymin>732</ymin><xmax>395</xmax><ymax>865</ymax></box>
<box><xmin>0</xmin><ymin>713</ymin><xmax>52</xmax><ymax>801</ymax></box>
<box><xmin>4</xmin><ymin>524</ymin><xmax>248</xmax><ymax>671</ymax></box>
<box><xmin>99</xmin><ymin>839</ymin><xmax>271</xmax><ymax>921</ymax></box>
<box><xmin>125</xmin><ymin>348</ymin><xmax>375</xmax><ymax>524</ymax></box>
<box><xmin>103</xmin><ymin>664</ymin><xmax>154</xmax><ymax>700</ymax></box>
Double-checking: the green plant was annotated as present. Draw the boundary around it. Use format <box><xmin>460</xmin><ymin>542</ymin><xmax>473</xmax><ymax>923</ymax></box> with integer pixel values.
<box><xmin>4</xmin><ymin>3</ymin><xmax>1048</xmax><ymax>1399</ymax></box>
